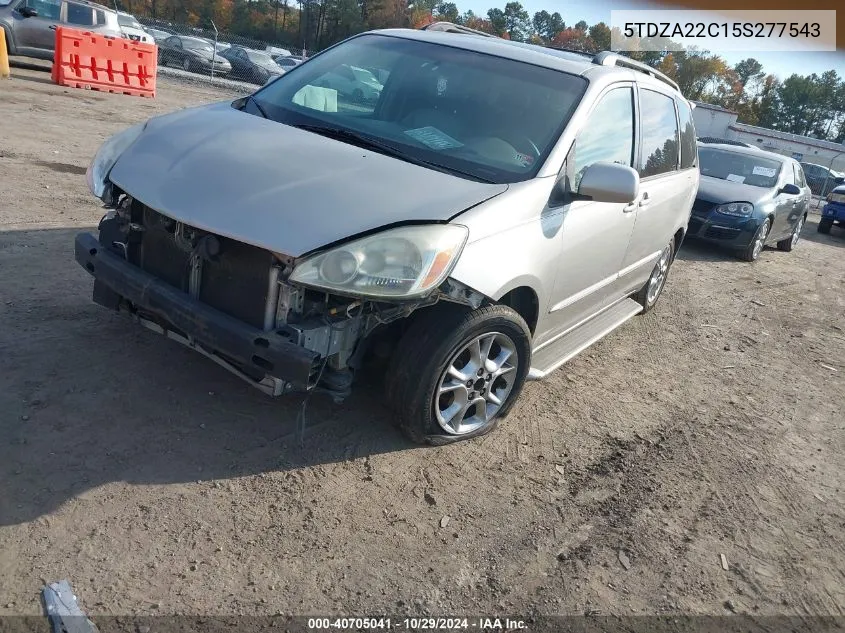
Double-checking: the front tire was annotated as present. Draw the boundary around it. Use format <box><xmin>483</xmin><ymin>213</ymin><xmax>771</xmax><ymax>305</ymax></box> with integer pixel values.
<box><xmin>777</xmin><ymin>215</ymin><xmax>804</xmax><ymax>251</ymax></box>
<box><xmin>818</xmin><ymin>218</ymin><xmax>833</xmax><ymax>234</ymax></box>
<box><xmin>741</xmin><ymin>218</ymin><xmax>770</xmax><ymax>262</ymax></box>
<box><xmin>635</xmin><ymin>238</ymin><xmax>674</xmax><ymax>314</ymax></box>
<box><xmin>182</xmin><ymin>57</ymin><xmax>191</xmax><ymax>72</ymax></box>
<box><xmin>385</xmin><ymin>304</ymin><xmax>531</xmax><ymax>445</ymax></box>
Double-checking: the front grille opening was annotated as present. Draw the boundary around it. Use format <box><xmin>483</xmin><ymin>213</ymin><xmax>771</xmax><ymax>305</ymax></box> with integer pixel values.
<box><xmin>128</xmin><ymin>202</ymin><xmax>275</xmax><ymax>329</ymax></box>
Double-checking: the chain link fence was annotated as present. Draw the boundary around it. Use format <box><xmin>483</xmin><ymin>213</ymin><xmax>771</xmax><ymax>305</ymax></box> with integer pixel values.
<box><xmin>134</xmin><ymin>16</ymin><xmax>310</xmax><ymax>93</ymax></box>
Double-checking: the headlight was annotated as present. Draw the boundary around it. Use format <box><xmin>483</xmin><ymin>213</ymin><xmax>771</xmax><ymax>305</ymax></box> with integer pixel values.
<box><xmin>289</xmin><ymin>225</ymin><xmax>469</xmax><ymax>299</ymax></box>
<box><xmin>86</xmin><ymin>123</ymin><xmax>146</xmax><ymax>200</ymax></box>
<box><xmin>714</xmin><ymin>202</ymin><xmax>753</xmax><ymax>217</ymax></box>
<box><xmin>828</xmin><ymin>193</ymin><xmax>845</xmax><ymax>204</ymax></box>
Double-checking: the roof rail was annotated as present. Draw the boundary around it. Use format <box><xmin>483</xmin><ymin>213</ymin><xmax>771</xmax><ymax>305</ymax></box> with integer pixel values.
<box><xmin>546</xmin><ymin>46</ymin><xmax>594</xmax><ymax>59</ymax></box>
<box><xmin>421</xmin><ymin>21</ymin><xmax>498</xmax><ymax>38</ymax></box>
<box><xmin>592</xmin><ymin>51</ymin><xmax>681</xmax><ymax>93</ymax></box>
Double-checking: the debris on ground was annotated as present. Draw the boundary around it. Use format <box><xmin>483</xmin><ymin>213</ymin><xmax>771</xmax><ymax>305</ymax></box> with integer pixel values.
<box><xmin>618</xmin><ymin>550</ymin><xmax>631</xmax><ymax>570</ymax></box>
<box><xmin>720</xmin><ymin>554</ymin><xmax>729</xmax><ymax>571</ymax></box>
<box><xmin>440</xmin><ymin>516</ymin><xmax>450</xmax><ymax>529</ymax></box>
<box><xmin>42</xmin><ymin>580</ymin><xmax>98</xmax><ymax>633</ymax></box>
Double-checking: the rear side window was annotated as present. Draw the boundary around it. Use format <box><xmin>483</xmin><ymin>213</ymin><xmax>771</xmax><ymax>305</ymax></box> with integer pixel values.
<box><xmin>94</xmin><ymin>9</ymin><xmax>105</xmax><ymax>23</ymax></box>
<box><xmin>639</xmin><ymin>89</ymin><xmax>679</xmax><ymax>178</ymax></box>
<box><xmin>66</xmin><ymin>2</ymin><xmax>94</xmax><ymax>25</ymax></box>
<box><xmin>676</xmin><ymin>98</ymin><xmax>697</xmax><ymax>169</ymax></box>
<box><xmin>571</xmin><ymin>87</ymin><xmax>635</xmax><ymax>190</ymax></box>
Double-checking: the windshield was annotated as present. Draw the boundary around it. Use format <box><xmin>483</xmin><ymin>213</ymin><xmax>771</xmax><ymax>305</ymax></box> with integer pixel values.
<box><xmin>699</xmin><ymin>147</ymin><xmax>783</xmax><ymax>188</ymax></box>
<box><xmin>247</xmin><ymin>50</ymin><xmax>275</xmax><ymax>65</ymax></box>
<box><xmin>118</xmin><ymin>14</ymin><xmax>142</xmax><ymax>28</ymax></box>
<box><xmin>183</xmin><ymin>38</ymin><xmax>213</xmax><ymax>52</ymax></box>
<box><xmin>252</xmin><ymin>34</ymin><xmax>586</xmax><ymax>184</ymax></box>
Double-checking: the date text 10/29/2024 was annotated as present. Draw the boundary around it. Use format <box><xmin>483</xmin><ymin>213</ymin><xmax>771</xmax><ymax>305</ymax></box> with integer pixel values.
<box><xmin>307</xmin><ymin>617</ymin><xmax>528</xmax><ymax>630</ymax></box>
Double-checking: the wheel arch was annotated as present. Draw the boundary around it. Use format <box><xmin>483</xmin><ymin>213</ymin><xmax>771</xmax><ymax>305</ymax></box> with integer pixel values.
<box><xmin>496</xmin><ymin>285</ymin><xmax>539</xmax><ymax>335</ymax></box>
<box><xmin>1</xmin><ymin>23</ymin><xmax>14</xmax><ymax>55</ymax></box>
<box><xmin>672</xmin><ymin>225</ymin><xmax>685</xmax><ymax>256</ymax></box>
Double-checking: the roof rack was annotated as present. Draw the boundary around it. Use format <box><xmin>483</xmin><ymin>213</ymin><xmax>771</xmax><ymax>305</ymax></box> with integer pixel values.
<box><xmin>592</xmin><ymin>51</ymin><xmax>680</xmax><ymax>93</ymax></box>
<box><xmin>545</xmin><ymin>46</ymin><xmax>594</xmax><ymax>59</ymax></box>
<box><xmin>421</xmin><ymin>21</ymin><xmax>498</xmax><ymax>38</ymax></box>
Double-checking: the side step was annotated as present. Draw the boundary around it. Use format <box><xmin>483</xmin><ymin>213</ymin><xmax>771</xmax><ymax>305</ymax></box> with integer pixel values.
<box><xmin>528</xmin><ymin>298</ymin><xmax>643</xmax><ymax>380</ymax></box>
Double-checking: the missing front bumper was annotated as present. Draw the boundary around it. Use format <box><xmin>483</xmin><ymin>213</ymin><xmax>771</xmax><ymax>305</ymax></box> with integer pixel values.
<box><xmin>74</xmin><ymin>231</ymin><xmax>321</xmax><ymax>390</ymax></box>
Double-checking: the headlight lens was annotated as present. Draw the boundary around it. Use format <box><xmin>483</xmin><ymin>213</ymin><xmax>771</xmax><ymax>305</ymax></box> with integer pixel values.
<box><xmin>86</xmin><ymin>123</ymin><xmax>146</xmax><ymax>200</ymax></box>
<box><xmin>714</xmin><ymin>202</ymin><xmax>753</xmax><ymax>217</ymax></box>
<box><xmin>827</xmin><ymin>193</ymin><xmax>845</xmax><ymax>204</ymax></box>
<box><xmin>289</xmin><ymin>224</ymin><xmax>469</xmax><ymax>299</ymax></box>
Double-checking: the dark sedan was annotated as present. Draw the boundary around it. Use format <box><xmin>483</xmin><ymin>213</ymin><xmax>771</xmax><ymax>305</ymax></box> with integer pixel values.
<box><xmin>688</xmin><ymin>143</ymin><xmax>811</xmax><ymax>262</ymax></box>
<box><xmin>800</xmin><ymin>161</ymin><xmax>845</xmax><ymax>196</ymax></box>
<box><xmin>220</xmin><ymin>46</ymin><xmax>283</xmax><ymax>85</ymax></box>
<box><xmin>158</xmin><ymin>35</ymin><xmax>231</xmax><ymax>76</ymax></box>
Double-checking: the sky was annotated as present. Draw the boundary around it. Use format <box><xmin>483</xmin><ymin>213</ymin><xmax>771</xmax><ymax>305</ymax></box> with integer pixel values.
<box><xmin>458</xmin><ymin>0</ymin><xmax>844</xmax><ymax>79</ymax></box>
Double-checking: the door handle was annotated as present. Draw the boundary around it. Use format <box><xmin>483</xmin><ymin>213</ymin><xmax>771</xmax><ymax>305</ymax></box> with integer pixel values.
<box><xmin>622</xmin><ymin>201</ymin><xmax>637</xmax><ymax>213</ymax></box>
<box><xmin>638</xmin><ymin>192</ymin><xmax>651</xmax><ymax>208</ymax></box>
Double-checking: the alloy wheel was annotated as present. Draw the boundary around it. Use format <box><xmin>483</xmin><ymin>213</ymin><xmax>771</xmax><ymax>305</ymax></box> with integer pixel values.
<box><xmin>434</xmin><ymin>332</ymin><xmax>519</xmax><ymax>435</ymax></box>
<box><xmin>752</xmin><ymin>220</ymin><xmax>770</xmax><ymax>260</ymax></box>
<box><xmin>792</xmin><ymin>216</ymin><xmax>804</xmax><ymax>247</ymax></box>
<box><xmin>646</xmin><ymin>245</ymin><xmax>672</xmax><ymax>306</ymax></box>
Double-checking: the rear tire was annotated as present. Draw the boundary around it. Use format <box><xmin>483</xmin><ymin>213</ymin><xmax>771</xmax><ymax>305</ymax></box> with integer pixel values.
<box><xmin>635</xmin><ymin>237</ymin><xmax>675</xmax><ymax>314</ymax></box>
<box><xmin>182</xmin><ymin>57</ymin><xmax>191</xmax><ymax>72</ymax></box>
<box><xmin>777</xmin><ymin>215</ymin><xmax>804</xmax><ymax>251</ymax></box>
<box><xmin>385</xmin><ymin>304</ymin><xmax>531</xmax><ymax>445</ymax></box>
<box><xmin>741</xmin><ymin>218</ymin><xmax>770</xmax><ymax>262</ymax></box>
<box><xmin>818</xmin><ymin>218</ymin><xmax>833</xmax><ymax>234</ymax></box>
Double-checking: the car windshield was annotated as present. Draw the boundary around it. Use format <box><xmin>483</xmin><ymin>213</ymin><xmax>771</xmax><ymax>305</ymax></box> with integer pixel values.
<box><xmin>251</xmin><ymin>34</ymin><xmax>586</xmax><ymax>184</ymax></box>
<box><xmin>699</xmin><ymin>147</ymin><xmax>783</xmax><ymax>188</ymax></box>
<box><xmin>183</xmin><ymin>38</ymin><xmax>213</xmax><ymax>51</ymax></box>
<box><xmin>118</xmin><ymin>15</ymin><xmax>142</xmax><ymax>28</ymax></box>
<box><xmin>247</xmin><ymin>50</ymin><xmax>275</xmax><ymax>64</ymax></box>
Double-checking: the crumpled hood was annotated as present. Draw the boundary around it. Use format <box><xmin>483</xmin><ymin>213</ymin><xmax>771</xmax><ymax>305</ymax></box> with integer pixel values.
<box><xmin>696</xmin><ymin>175</ymin><xmax>772</xmax><ymax>206</ymax></box>
<box><xmin>109</xmin><ymin>103</ymin><xmax>508</xmax><ymax>257</ymax></box>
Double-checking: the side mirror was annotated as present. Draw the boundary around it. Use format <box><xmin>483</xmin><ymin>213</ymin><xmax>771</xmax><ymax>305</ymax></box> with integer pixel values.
<box><xmin>779</xmin><ymin>183</ymin><xmax>801</xmax><ymax>196</ymax></box>
<box><xmin>576</xmin><ymin>162</ymin><xmax>640</xmax><ymax>204</ymax></box>
<box><xmin>18</xmin><ymin>6</ymin><xmax>38</xmax><ymax>17</ymax></box>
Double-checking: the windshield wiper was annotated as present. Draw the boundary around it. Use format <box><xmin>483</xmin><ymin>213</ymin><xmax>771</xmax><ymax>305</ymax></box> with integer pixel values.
<box><xmin>291</xmin><ymin>123</ymin><xmax>494</xmax><ymax>183</ymax></box>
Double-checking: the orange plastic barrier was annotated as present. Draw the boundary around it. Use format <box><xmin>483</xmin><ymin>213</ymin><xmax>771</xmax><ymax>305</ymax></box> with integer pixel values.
<box><xmin>53</xmin><ymin>27</ymin><xmax>156</xmax><ymax>98</ymax></box>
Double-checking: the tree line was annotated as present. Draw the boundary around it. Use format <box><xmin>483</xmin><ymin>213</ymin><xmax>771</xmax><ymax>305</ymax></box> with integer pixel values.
<box><xmin>123</xmin><ymin>0</ymin><xmax>844</xmax><ymax>143</ymax></box>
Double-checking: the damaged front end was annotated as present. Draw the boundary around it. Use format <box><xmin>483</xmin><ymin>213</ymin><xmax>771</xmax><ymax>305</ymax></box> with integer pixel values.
<box><xmin>75</xmin><ymin>193</ymin><xmax>483</xmax><ymax>402</ymax></box>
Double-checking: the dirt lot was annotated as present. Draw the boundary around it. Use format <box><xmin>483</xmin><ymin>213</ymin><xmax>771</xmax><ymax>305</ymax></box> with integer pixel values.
<box><xmin>1</xmin><ymin>68</ymin><xmax>844</xmax><ymax>623</ymax></box>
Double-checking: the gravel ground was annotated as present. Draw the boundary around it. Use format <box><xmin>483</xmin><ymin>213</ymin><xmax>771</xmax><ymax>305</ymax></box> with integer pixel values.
<box><xmin>1</xmin><ymin>68</ymin><xmax>844</xmax><ymax>624</ymax></box>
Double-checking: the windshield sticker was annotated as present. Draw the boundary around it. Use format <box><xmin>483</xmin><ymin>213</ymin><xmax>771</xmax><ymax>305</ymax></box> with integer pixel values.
<box><xmin>726</xmin><ymin>174</ymin><xmax>746</xmax><ymax>183</ymax></box>
<box><xmin>752</xmin><ymin>166</ymin><xmax>777</xmax><ymax>177</ymax></box>
<box><xmin>514</xmin><ymin>151</ymin><xmax>534</xmax><ymax>168</ymax></box>
<box><xmin>404</xmin><ymin>126</ymin><xmax>463</xmax><ymax>151</ymax></box>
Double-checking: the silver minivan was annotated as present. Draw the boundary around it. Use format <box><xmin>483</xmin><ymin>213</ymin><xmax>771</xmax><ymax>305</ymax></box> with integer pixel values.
<box><xmin>0</xmin><ymin>0</ymin><xmax>122</xmax><ymax>59</ymax></box>
<box><xmin>75</xmin><ymin>27</ymin><xmax>699</xmax><ymax>444</ymax></box>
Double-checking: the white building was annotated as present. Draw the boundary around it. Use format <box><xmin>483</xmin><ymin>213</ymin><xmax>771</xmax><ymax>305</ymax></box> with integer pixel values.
<box><xmin>691</xmin><ymin>101</ymin><xmax>738</xmax><ymax>138</ymax></box>
<box><xmin>691</xmin><ymin>100</ymin><xmax>845</xmax><ymax>173</ymax></box>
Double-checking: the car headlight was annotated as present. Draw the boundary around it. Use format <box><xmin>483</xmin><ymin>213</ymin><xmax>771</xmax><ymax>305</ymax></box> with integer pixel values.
<box><xmin>289</xmin><ymin>225</ymin><xmax>469</xmax><ymax>299</ymax></box>
<box><xmin>714</xmin><ymin>202</ymin><xmax>753</xmax><ymax>217</ymax></box>
<box><xmin>86</xmin><ymin>123</ymin><xmax>146</xmax><ymax>201</ymax></box>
